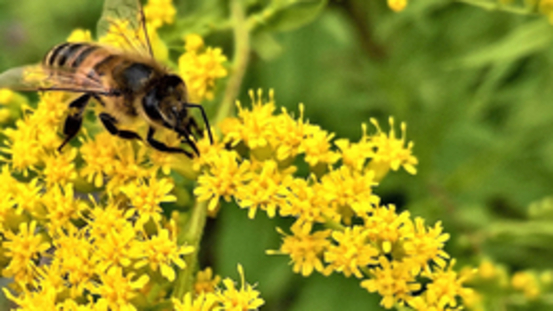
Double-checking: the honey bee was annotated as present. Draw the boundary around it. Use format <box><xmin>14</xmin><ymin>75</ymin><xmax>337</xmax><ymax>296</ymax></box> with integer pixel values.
<box><xmin>0</xmin><ymin>0</ymin><xmax>213</xmax><ymax>158</ymax></box>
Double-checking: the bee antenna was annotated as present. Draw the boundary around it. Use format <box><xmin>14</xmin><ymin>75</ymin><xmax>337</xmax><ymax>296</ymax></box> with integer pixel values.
<box><xmin>183</xmin><ymin>103</ymin><xmax>214</xmax><ymax>145</ymax></box>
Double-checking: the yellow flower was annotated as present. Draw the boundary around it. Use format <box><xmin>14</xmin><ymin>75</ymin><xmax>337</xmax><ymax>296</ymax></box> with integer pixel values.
<box><xmin>41</xmin><ymin>183</ymin><xmax>86</xmax><ymax>232</ymax></box>
<box><xmin>234</xmin><ymin>160</ymin><xmax>295</xmax><ymax>218</ymax></box>
<box><xmin>216</xmin><ymin>264</ymin><xmax>265</xmax><ymax>311</ymax></box>
<box><xmin>79</xmin><ymin>132</ymin><xmax>120</xmax><ymax>187</ymax></box>
<box><xmin>3</xmin><ymin>277</ymin><xmax>59</xmax><ymax>311</ymax></box>
<box><xmin>219</xmin><ymin>91</ymin><xmax>277</xmax><ymax>151</ymax></box>
<box><xmin>179</xmin><ymin>34</ymin><xmax>228</xmax><ymax>103</ymax></box>
<box><xmin>173</xmin><ymin>292</ymin><xmax>218</xmax><ymax>311</ymax></box>
<box><xmin>278</xmin><ymin>177</ymin><xmax>332</xmax><ymax>224</ymax></box>
<box><xmin>194</xmin><ymin>267</ymin><xmax>222</xmax><ymax>294</ymax></box>
<box><xmin>363</xmin><ymin>204</ymin><xmax>412</xmax><ymax>251</ymax></box>
<box><xmin>12</xmin><ymin>177</ymin><xmax>42</xmax><ymax>217</ymax></box>
<box><xmin>512</xmin><ymin>271</ymin><xmax>541</xmax><ymax>299</ymax></box>
<box><xmin>0</xmin><ymin>88</ymin><xmax>23</xmax><ymax>124</ymax></box>
<box><xmin>368</xmin><ymin>117</ymin><xmax>418</xmax><ymax>181</ymax></box>
<box><xmin>185</xmin><ymin>34</ymin><xmax>205</xmax><ymax>52</ymax></box>
<box><xmin>42</xmin><ymin>148</ymin><xmax>78</xmax><ymax>186</ymax></box>
<box><xmin>91</xmin><ymin>267</ymin><xmax>149</xmax><ymax>311</ymax></box>
<box><xmin>2</xmin><ymin>221</ymin><xmax>50</xmax><ymax>283</ymax></box>
<box><xmin>272</xmin><ymin>104</ymin><xmax>307</xmax><ymax>161</ymax></box>
<box><xmin>334</xmin><ymin>124</ymin><xmax>374</xmax><ymax>171</ymax></box>
<box><xmin>269</xmin><ymin>222</ymin><xmax>331</xmax><ymax>276</ymax></box>
<box><xmin>134</xmin><ymin>225</ymin><xmax>194</xmax><ymax>281</ymax></box>
<box><xmin>301</xmin><ymin>125</ymin><xmax>340</xmax><ymax>167</ymax></box>
<box><xmin>52</xmin><ymin>227</ymin><xmax>96</xmax><ymax>298</ymax></box>
<box><xmin>195</xmin><ymin>150</ymin><xmax>252</xmax><ymax>213</ymax></box>
<box><xmin>324</xmin><ymin>226</ymin><xmax>379</xmax><ymax>278</ymax></box>
<box><xmin>121</xmin><ymin>175</ymin><xmax>177</xmax><ymax>227</ymax></box>
<box><xmin>0</xmin><ymin>88</ymin><xmax>14</xmax><ymax>103</ymax></box>
<box><xmin>2</xmin><ymin>117</ymin><xmax>43</xmax><ymax>174</ymax></box>
<box><xmin>478</xmin><ymin>258</ymin><xmax>499</xmax><ymax>279</ymax></box>
<box><xmin>361</xmin><ymin>256</ymin><xmax>420</xmax><ymax>309</ymax></box>
<box><xmin>144</xmin><ymin>0</ymin><xmax>176</xmax><ymax>28</ymax></box>
<box><xmin>2</xmin><ymin>92</ymin><xmax>67</xmax><ymax>174</ymax></box>
<box><xmin>92</xmin><ymin>220</ymin><xmax>142</xmax><ymax>272</ymax></box>
<box><xmin>387</xmin><ymin>0</ymin><xmax>408</xmax><ymax>12</ymax></box>
<box><xmin>319</xmin><ymin>166</ymin><xmax>379</xmax><ymax>223</ymax></box>
<box><xmin>67</xmin><ymin>28</ymin><xmax>93</xmax><ymax>42</ymax></box>
<box><xmin>402</xmin><ymin>218</ymin><xmax>451</xmax><ymax>271</ymax></box>
<box><xmin>421</xmin><ymin>260</ymin><xmax>473</xmax><ymax>310</ymax></box>
<box><xmin>87</xmin><ymin>200</ymin><xmax>129</xmax><ymax>240</ymax></box>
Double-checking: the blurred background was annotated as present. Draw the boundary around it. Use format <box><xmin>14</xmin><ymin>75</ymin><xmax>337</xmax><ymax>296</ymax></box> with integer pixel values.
<box><xmin>1</xmin><ymin>0</ymin><xmax>553</xmax><ymax>310</ymax></box>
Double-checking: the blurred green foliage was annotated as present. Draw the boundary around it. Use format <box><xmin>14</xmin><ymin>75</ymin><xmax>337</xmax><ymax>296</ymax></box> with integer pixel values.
<box><xmin>2</xmin><ymin>0</ymin><xmax>553</xmax><ymax>309</ymax></box>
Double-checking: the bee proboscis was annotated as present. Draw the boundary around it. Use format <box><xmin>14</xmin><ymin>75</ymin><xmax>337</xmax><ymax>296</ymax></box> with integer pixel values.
<box><xmin>0</xmin><ymin>0</ymin><xmax>213</xmax><ymax>158</ymax></box>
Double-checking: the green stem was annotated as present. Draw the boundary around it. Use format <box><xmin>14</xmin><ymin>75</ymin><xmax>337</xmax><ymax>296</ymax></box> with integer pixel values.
<box><xmin>172</xmin><ymin>200</ymin><xmax>208</xmax><ymax>299</ymax></box>
<box><xmin>456</xmin><ymin>0</ymin><xmax>537</xmax><ymax>15</ymax></box>
<box><xmin>214</xmin><ymin>0</ymin><xmax>250</xmax><ymax>124</ymax></box>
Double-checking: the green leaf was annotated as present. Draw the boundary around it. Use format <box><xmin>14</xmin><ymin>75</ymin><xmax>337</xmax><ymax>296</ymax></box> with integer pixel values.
<box><xmin>251</xmin><ymin>31</ymin><xmax>283</xmax><ymax>60</ymax></box>
<box><xmin>452</xmin><ymin>19</ymin><xmax>553</xmax><ymax>68</ymax></box>
<box><xmin>263</xmin><ymin>0</ymin><xmax>328</xmax><ymax>32</ymax></box>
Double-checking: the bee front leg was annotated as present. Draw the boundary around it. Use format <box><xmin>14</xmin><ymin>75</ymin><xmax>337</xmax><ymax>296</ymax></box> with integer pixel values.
<box><xmin>58</xmin><ymin>93</ymin><xmax>91</xmax><ymax>152</ymax></box>
<box><xmin>99</xmin><ymin>112</ymin><xmax>142</xmax><ymax>140</ymax></box>
<box><xmin>147</xmin><ymin>127</ymin><xmax>193</xmax><ymax>158</ymax></box>
<box><xmin>186</xmin><ymin>117</ymin><xmax>201</xmax><ymax>138</ymax></box>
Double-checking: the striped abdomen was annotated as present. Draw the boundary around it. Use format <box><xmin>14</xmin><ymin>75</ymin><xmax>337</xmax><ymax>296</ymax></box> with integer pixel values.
<box><xmin>42</xmin><ymin>42</ymin><xmax>126</xmax><ymax>79</ymax></box>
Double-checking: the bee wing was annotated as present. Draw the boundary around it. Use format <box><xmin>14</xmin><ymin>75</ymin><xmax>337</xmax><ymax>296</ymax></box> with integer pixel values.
<box><xmin>97</xmin><ymin>0</ymin><xmax>154</xmax><ymax>58</ymax></box>
<box><xmin>0</xmin><ymin>65</ymin><xmax>111</xmax><ymax>95</ymax></box>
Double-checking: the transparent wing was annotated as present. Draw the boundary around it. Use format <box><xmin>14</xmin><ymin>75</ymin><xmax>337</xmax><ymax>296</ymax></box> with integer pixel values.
<box><xmin>0</xmin><ymin>65</ymin><xmax>111</xmax><ymax>95</ymax></box>
<box><xmin>97</xmin><ymin>0</ymin><xmax>153</xmax><ymax>58</ymax></box>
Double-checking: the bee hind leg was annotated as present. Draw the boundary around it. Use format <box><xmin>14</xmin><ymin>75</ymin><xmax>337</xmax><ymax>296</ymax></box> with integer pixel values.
<box><xmin>58</xmin><ymin>93</ymin><xmax>91</xmax><ymax>152</ymax></box>
<box><xmin>99</xmin><ymin>113</ymin><xmax>142</xmax><ymax>140</ymax></box>
<box><xmin>147</xmin><ymin>127</ymin><xmax>193</xmax><ymax>158</ymax></box>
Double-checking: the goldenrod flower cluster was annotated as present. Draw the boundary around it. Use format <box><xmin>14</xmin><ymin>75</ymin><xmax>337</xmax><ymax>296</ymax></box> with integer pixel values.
<box><xmin>0</xmin><ymin>1</ymin><xmax>264</xmax><ymax>310</ymax></box>
<box><xmin>174</xmin><ymin>266</ymin><xmax>264</xmax><ymax>311</ymax></box>
<box><xmin>144</xmin><ymin>0</ymin><xmax>176</xmax><ymax>29</ymax></box>
<box><xmin>179</xmin><ymin>34</ymin><xmax>228</xmax><ymax>103</ymax></box>
<box><xmin>194</xmin><ymin>89</ymin><xmax>473</xmax><ymax>310</ymax></box>
<box><xmin>0</xmin><ymin>0</ymin><xmax>476</xmax><ymax>309</ymax></box>
<box><xmin>460</xmin><ymin>259</ymin><xmax>553</xmax><ymax>311</ymax></box>
<box><xmin>0</xmin><ymin>90</ymin><xmax>196</xmax><ymax>309</ymax></box>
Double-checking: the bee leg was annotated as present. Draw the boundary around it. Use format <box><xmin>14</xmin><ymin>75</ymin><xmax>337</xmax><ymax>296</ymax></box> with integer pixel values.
<box><xmin>186</xmin><ymin>117</ymin><xmax>201</xmax><ymax>138</ymax></box>
<box><xmin>147</xmin><ymin>127</ymin><xmax>193</xmax><ymax>158</ymax></box>
<box><xmin>58</xmin><ymin>93</ymin><xmax>91</xmax><ymax>152</ymax></box>
<box><xmin>180</xmin><ymin>131</ymin><xmax>200</xmax><ymax>157</ymax></box>
<box><xmin>183</xmin><ymin>103</ymin><xmax>214</xmax><ymax>144</ymax></box>
<box><xmin>99</xmin><ymin>112</ymin><xmax>142</xmax><ymax>140</ymax></box>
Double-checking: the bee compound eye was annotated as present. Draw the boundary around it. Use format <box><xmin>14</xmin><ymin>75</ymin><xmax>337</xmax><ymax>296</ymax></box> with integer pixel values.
<box><xmin>142</xmin><ymin>89</ymin><xmax>163</xmax><ymax>121</ymax></box>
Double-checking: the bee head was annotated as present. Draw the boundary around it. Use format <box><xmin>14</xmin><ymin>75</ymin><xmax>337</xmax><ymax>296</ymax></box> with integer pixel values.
<box><xmin>143</xmin><ymin>74</ymin><xmax>189</xmax><ymax>131</ymax></box>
